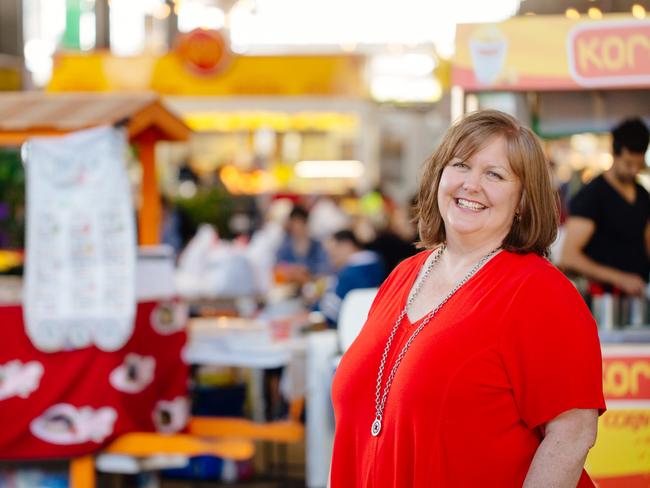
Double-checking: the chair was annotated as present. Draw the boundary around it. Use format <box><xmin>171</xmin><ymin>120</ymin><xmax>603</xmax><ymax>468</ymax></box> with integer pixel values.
<box><xmin>189</xmin><ymin>410</ymin><xmax>306</xmax><ymax>481</ymax></box>
<box><xmin>337</xmin><ymin>287</ymin><xmax>379</xmax><ymax>352</ymax></box>
<box><xmin>69</xmin><ymin>406</ymin><xmax>309</xmax><ymax>487</ymax></box>
<box><xmin>188</xmin><ymin>411</ymin><xmax>304</xmax><ymax>444</ymax></box>
<box><xmin>69</xmin><ymin>431</ymin><xmax>256</xmax><ymax>488</ymax></box>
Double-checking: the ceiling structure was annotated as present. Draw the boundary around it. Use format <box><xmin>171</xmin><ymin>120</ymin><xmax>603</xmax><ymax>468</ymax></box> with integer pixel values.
<box><xmin>517</xmin><ymin>0</ymin><xmax>649</xmax><ymax>16</ymax></box>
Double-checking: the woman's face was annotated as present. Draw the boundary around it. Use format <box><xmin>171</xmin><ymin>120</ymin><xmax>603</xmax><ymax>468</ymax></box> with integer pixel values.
<box><xmin>437</xmin><ymin>135</ymin><xmax>522</xmax><ymax>247</ymax></box>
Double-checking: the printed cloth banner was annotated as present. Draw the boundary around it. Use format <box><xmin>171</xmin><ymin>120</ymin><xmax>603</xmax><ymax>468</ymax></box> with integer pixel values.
<box><xmin>453</xmin><ymin>15</ymin><xmax>650</xmax><ymax>91</ymax></box>
<box><xmin>0</xmin><ymin>300</ymin><xmax>188</xmax><ymax>459</ymax></box>
<box><xmin>23</xmin><ymin>126</ymin><xmax>136</xmax><ymax>352</ymax></box>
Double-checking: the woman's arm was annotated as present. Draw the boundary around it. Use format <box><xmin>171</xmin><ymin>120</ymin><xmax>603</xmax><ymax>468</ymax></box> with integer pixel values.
<box><xmin>523</xmin><ymin>408</ymin><xmax>599</xmax><ymax>488</ymax></box>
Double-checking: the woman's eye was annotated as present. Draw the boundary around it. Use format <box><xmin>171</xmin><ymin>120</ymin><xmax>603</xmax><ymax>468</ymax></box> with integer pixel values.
<box><xmin>487</xmin><ymin>171</ymin><xmax>504</xmax><ymax>180</ymax></box>
<box><xmin>452</xmin><ymin>161</ymin><xmax>468</xmax><ymax>169</ymax></box>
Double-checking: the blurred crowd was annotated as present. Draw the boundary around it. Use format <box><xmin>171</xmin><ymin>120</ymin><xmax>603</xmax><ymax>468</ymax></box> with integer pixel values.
<box><xmin>163</xmin><ymin>189</ymin><xmax>418</xmax><ymax>328</ymax></box>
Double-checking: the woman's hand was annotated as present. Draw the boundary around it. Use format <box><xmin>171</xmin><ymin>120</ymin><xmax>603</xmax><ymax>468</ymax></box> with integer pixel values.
<box><xmin>523</xmin><ymin>408</ymin><xmax>598</xmax><ymax>488</ymax></box>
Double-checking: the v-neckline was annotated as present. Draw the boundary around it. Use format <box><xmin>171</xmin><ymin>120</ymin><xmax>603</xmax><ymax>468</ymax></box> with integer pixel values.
<box><xmin>402</xmin><ymin>248</ymin><xmax>504</xmax><ymax>326</ymax></box>
<box><xmin>602</xmin><ymin>174</ymin><xmax>638</xmax><ymax>207</ymax></box>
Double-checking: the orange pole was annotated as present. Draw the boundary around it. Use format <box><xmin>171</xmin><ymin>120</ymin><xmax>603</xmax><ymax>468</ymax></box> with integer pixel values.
<box><xmin>134</xmin><ymin>128</ymin><xmax>161</xmax><ymax>245</ymax></box>
<box><xmin>69</xmin><ymin>455</ymin><xmax>95</xmax><ymax>488</ymax></box>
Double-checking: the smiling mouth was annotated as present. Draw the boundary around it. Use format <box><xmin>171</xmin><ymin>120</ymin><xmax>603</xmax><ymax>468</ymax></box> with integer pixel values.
<box><xmin>455</xmin><ymin>198</ymin><xmax>487</xmax><ymax>211</ymax></box>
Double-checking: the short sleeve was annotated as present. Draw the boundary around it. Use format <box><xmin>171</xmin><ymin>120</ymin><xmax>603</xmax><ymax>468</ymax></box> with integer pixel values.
<box><xmin>499</xmin><ymin>266</ymin><xmax>606</xmax><ymax>429</ymax></box>
<box><xmin>569</xmin><ymin>180</ymin><xmax>600</xmax><ymax>221</ymax></box>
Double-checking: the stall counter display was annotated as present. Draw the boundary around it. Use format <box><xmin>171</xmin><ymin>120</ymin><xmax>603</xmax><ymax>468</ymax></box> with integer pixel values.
<box><xmin>0</xmin><ymin>300</ymin><xmax>188</xmax><ymax>458</ymax></box>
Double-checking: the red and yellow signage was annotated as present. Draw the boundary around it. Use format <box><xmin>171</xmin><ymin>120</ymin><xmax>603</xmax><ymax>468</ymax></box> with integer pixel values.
<box><xmin>453</xmin><ymin>15</ymin><xmax>650</xmax><ymax>91</ymax></box>
<box><xmin>176</xmin><ymin>28</ymin><xmax>230</xmax><ymax>76</ymax></box>
<box><xmin>568</xmin><ymin>20</ymin><xmax>650</xmax><ymax>87</ymax></box>
<box><xmin>602</xmin><ymin>355</ymin><xmax>650</xmax><ymax>400</ymax></box>
<box><xmin>48</xmin><ymin>50</ymin><xmax>366</xmax><ymax>97</ymax></box>
<box><xmin>586</xmin><ymin>346</ymin><xmax>650</xmax><ymax>486</ymax></box>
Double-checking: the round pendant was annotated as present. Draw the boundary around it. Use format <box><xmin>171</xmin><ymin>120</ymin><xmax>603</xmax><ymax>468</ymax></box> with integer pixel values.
<box><xmin>371</xmin><ymin>418</ymin><xmax>382</xmax><ymax>436</ymax></box>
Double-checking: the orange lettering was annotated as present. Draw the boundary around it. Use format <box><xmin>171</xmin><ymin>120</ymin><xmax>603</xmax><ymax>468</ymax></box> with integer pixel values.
<box><xmin>626</xmin><ymin>34</ymin><xmax>650</xmax><ymax>68</ymax></box>
<box><xmin>602</xmin><ymin>36</ymin><xmax>626</xmax><ymax>70</ymax></box>
<box><xmin>630</xmin><ymin>361</ymin><xmax>650</xmax><ymax>396</ymax></box>
<box><xmin>578</xmin><ymin>37</ymin><xmax>603</xmax><ymax>71</ymax></box>
<box><xmin>603</xmin><ymin>411</ymin><xmax>650</xmax><ymax>431</ymax></box>
<box><xmin>603</xmin><ymin>361</ymin><xmax>629</xmax><ymax>397</ymax></box>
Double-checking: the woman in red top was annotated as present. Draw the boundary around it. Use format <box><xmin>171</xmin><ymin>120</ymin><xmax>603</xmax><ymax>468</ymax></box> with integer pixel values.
<box><xmin>330</xmin><ymin>110</ymin><xmax>606</xmax><ymax>487</ymax></box>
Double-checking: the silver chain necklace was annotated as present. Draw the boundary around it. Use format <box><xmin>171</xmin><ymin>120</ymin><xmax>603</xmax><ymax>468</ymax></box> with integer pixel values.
<box><xmin>371</xmin><ymin>244</ymin><xmax>501</xmax><ymax>437</ymax></box>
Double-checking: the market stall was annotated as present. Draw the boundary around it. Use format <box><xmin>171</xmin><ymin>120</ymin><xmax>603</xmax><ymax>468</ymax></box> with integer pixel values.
<box><xmin>44</xmin><ymin>28</ymin><xmax>450</xmax><ymax>204</ymax></box>
<box><xmin>0</xmin><ymin>93</ymin><xmax>195</xmax><ymax>481</ymax></box>
<box><xmin>452</xmin><ymin>14</ymin><xmax>650</xmax><ymax>190</ymax></box>
<box><xmin>0</xmin><ymin>92</ymin><xmax>191</xmax><ymax>244</ymax></box>
<box><xmin>45</xmin><ymin>32</ymin><xmax>378</xmax><ymax>198</ymax></box>
<box><xmin>453</xmin><ymin>14</ymin><xmax>650</xmax><ymax>486</ymax></box>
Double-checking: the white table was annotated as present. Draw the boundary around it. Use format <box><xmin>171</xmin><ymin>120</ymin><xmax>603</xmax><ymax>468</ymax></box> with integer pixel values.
<box><xmin>182</xmin><ymin>317</ymin><xmax>307</xmax><ymax>421</ymax></box>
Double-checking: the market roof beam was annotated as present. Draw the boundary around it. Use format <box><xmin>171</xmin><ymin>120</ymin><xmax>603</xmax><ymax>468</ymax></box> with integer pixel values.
<box><xmin>0</xmin><ymin>92</ymin><xmax>190</xmax><ymax>145</ymax></box>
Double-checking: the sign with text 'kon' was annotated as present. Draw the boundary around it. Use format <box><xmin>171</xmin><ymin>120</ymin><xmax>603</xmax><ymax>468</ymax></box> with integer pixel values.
<box><xmin>453</xmin><ymin>15</ymin><xmax>650</xmax><ymax>91</ymax></box>
<box><xmin>568</xmin><ymin>20</ymin><xmax>650</xmax><ymax>87</ymax></box>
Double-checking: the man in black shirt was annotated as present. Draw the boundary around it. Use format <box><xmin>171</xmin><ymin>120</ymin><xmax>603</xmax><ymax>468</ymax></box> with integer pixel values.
<box><xmin>561</xmin><ymin>118</ymin><xmax>650</xmax><ymax>295</ymax></box>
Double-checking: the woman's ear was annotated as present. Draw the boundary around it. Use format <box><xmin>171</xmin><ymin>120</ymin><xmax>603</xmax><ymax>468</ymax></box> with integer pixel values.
<box><xmin>517</xmin><ymin>190</ymin><xmax>526</xmax><ymax>216</ymax></box>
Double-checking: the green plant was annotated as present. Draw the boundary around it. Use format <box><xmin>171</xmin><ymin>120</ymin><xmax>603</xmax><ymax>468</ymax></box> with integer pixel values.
<box><xmin>175</xmin><ymin>187</ymin><xmax>236</xmax><ymax>240</ymax></box>
<box><xmin>0</xmin><ymin>148</ymin><xmax>25</xmax><ymax>249</ymax></box>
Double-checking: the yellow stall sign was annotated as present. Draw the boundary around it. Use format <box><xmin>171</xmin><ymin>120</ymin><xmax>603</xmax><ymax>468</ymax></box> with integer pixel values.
<box><xmin>48</xmin><ymin>31</ymin><xmax>367</xmax><ymax>98</ymax></box>
<box><xmin>587</xmin><ymin>349</ymin><xmax>650</xmax><ymax>487</ymax></box>
<box><xmin>454</xmin><ymin>15</ymin><xmax>650</xmax><ymax>91</ymax></box>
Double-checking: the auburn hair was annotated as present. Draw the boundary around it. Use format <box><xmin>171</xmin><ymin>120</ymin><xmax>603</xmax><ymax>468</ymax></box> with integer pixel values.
<box><xmin>414</xmin><ymin>110</ymin><xmax>558</xmax><ymax>257</ymax></box>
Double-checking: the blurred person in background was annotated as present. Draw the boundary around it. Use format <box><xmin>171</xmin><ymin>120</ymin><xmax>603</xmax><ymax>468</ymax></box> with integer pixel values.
<box><xmin>160</xmin><ymin>195</ymin><xmax>190</xmax><ymax>256</ymax></box>
<box><xmin>561</xmin><ymin>118</ymin><xmax>650</xmax><ymax>296</ymax></box>
<box><xmin>245</xmin><ymin>198</ymin><xmax>293</xmax><ymax>297</ymax></box>
<box><xmin>266</xmin><ymin>204</ymin><xmax>330</xmax><ymax>419</ymax></box>
<box><xmin>319</xmin><ymin>230</ymin><xmax>384</xmax><ymax>327</ymax></box>
<box><xmin>275</xmin><ymin>205</ymin><xmax>330</xmax><ymax>283</ymax></box>
<box><xmin>366</xmin><ymin>197</ymin><xmax>418</xmax><ymax>278</ymax></box>
<box><xmin>330</xmin><ymin>110</ymin><xmax>604</xmax><ymax>487</ymax></box>
<box><xmin>308</xmin><ymin>196</ymin><xmax>350</xmax><ymax>240</ymax></box>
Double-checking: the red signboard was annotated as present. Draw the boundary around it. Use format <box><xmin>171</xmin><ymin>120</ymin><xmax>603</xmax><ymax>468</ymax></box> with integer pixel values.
<box><xmin>602</xmin><ymin>356</ymin><xmax>650</xmax><ymax>400</ymax></box>
<box><xmin>568</xmin><ymin>20</ymin><xmax>650</xmax><ymax>87</ymax></box>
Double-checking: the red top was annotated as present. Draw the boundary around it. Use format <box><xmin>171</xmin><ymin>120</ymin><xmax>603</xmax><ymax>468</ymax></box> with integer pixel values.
<box><xmin>331</xmin><ymin>250</ymin><xmax>606</xmax><ymax>487</ymax></box>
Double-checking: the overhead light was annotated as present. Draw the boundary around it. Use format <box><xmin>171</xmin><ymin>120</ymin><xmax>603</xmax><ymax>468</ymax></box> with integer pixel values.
<box><xmin>24</xmin><ymin>39</ymin><xmax>55</xmax><ymax>86</ymax></box>
<box><xmin>588</xmin><ymin>7</ymin><xmax>602</xmax><ymax>19</ymax></box>
<box><xmin>153</xmin><ymin>3</ymin><xmax>171</xmax><ymax>20</ymax></box>
<box><xmin>565</xmin><ymin>8</ymin><xmax>580</xmax><ymax>19</ymax></box>
<box><xmin>371</xmin><ymin>54</ymin><xmax>437</xmax><ymax>77</ymax></box>
<box><xmin>632</xmin><ymin>4</ymin><xmax>646</xmax><ymax>18</ymax></box>
<box><xmin>294</xmin><ymin>160</ymin><xmax>364</xmax><ymax>179</ymax></box>
<box><xmin>370</xmin><ymin>76</ymin><xmax>442</xmax><ymax>103</ymax></box>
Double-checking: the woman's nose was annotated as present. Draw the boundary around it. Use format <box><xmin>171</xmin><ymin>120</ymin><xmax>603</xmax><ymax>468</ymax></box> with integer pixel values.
<box><xmin>462</xmin><ymin>170</ymin><xmax>481</xmax><ymax>191</ymax></box>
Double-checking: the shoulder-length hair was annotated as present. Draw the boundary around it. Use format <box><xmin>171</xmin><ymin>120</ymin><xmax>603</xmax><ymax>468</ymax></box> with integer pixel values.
<box><xmin>414</xmin><ymin>110</ymin><xmax>558</xmax><ymax>257</ymax></box>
